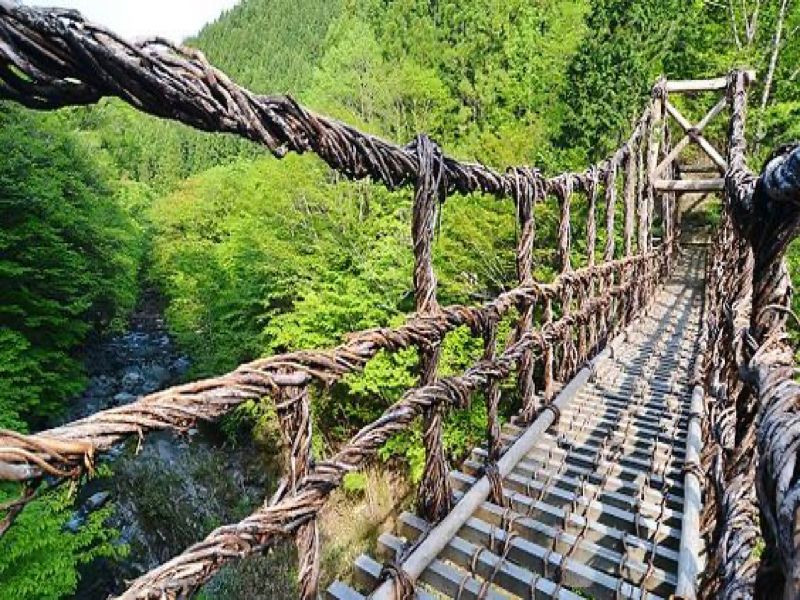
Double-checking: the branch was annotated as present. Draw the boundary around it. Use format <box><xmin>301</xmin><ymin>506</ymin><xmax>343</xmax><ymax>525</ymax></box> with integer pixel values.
<box><xmin>0</xmin><ymin>482</ymin><xmax>38</xmax><ymax>538</ymax></box>
<box><xmin>760</xmin><ymin>0</ymin><xmax>790</xmax><ymax>110</ymax></box>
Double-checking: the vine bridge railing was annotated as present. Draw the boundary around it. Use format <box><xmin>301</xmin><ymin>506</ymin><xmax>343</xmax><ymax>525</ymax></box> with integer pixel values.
<box><xmin>1</xmin><ymin>4</ymin><xmax>800</xmax><ymax>600</ymax></box>
<box><xmin>699</xmin><ymin>71</ymin><xmax>800</xmax><ymax>599</ymax></box>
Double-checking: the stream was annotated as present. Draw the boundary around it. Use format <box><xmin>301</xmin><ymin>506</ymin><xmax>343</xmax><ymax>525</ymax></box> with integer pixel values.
<box><xmin>61</xmin><ymin>291</ymin><xmax>291</xmax><ymax>599</ymax></box>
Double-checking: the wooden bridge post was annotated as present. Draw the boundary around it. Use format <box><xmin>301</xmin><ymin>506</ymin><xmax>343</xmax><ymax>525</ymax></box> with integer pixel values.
<box><xmin>646</xmin><ymin>80</ymin><xmax>665</xmax><ymax>255</ymax></box>
<box><xmin>412</xmin><ymin>135</ymin><xmax>452</xmax><ymax>523</ymax></box>
<box><xmin>634</xmin><ymin>132</ymin><xmax>650</xmax><ymax>315</ymax></box>
<box><xmin>583</xmin><ymin>169</ymin><xmax>599</xmax><ymax>358</ymax></box>
<box><xmin>600</xmin><ymin>162</ymin><xmax>618</xmax><ymax>346</ymax></box>
<box><xmin>542</xmin><ymin>296</ymin><xmax>555</xmax><ymax>401</ymax></box>
<box><xmin>624</xmin><ymin>136</ymin><xmax>638</xmax><ymax>258</ymax></box>
<box><xmin>511</xmin><ymin>168</ymin><xmax>540</xmax><ymax>423</ymax></box>
<box><xmin>555</xmin><ymin>176</ymin><xmax>577</xmax><ymax>380</ymax></box>
<box><xmin>661</xmin><ymin>111</ymin><xmax>676</xmax><ymax>251</ymax></box>
<box><xmin>637</xmin><ymin>120</ymin><xmax>648</xmax><ymax>255</ymax></box>
<box><xmin>274</xmin><ymin>385</ymin><xmax>319</xmax><ymax>600</ymax></box>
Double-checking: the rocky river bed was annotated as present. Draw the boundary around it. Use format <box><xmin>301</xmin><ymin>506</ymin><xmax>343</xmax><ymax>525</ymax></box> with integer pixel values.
<box><xmin>63</xmin><ymin>293</ymin><xmax>294</xmax><ymax>599</ymax></box>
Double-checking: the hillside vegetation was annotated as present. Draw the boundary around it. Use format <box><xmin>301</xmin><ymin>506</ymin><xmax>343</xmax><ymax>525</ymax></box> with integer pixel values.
<box><xmin>1</xmin><ymin>0</ymin><xmax>799</xmax><ymax>597</ymax></box>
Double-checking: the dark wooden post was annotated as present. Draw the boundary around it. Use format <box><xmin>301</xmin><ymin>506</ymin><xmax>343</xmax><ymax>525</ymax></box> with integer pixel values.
<box><xmin>480</xmin><ymin>319</ymin><xmax>506</xmax><ymax>506</ymax></box>
<box><xmin>275</xmin><ymin>385</ymin><xmax>318</xmax><ymax>600</ymax></box>
<box><xmin>542</xmin><ymin>295</ymin><xmax>555</xmax><ymax>401</ymax></box>
<box><xmin>623</xmin><ymin>139</ymin><xmax>638</xmax><ymax>257</ymax></box>
<box><xmin>511</xmin><ymin>167</ymin><xmax>539</xmax><ymax>423</ymax></box>
<box><xmin>638</xmin><ymin>116</ymin><xmax>650</xmax><ymax>255</ymax></box>
<box><xmin>583</xmin><ymin>169</ymin><xmax>599</xmax><ymax>357</ymax></box>
<box><xmin>600</xmin><ymin>161</ymin><xmax>618</xmax><ymax>344</ymax></box>
<box><xmin>646</xmin><ymin>82</ymin><xmax>665</xmax><ymax>252</ymax></box>
<box><xmin>555</xmin><ymin>176</ymin><xmax>577</xmax><ymax>380</ymax></box>
<box><xmin>412</xmin><ymin>135</ymin><xmax>452</xmax><ymax>523</ymax></box>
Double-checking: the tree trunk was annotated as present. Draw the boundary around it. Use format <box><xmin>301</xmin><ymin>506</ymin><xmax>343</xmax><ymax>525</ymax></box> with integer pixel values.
<box><xmin>761</xmin><ymin>0</ymin><xmax>790</xmax><ymax>110</ymax></box>
<box><xmin>729</xmin><ymin>0</ymin><xmax>743</xmax><ymax>48</ymax></box>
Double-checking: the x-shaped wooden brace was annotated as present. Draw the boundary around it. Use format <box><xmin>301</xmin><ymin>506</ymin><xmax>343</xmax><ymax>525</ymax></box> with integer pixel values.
<box><xmin>654</xmin><ymin>97</ymin><xmax>728</xmax><ymax>178</ymax></box>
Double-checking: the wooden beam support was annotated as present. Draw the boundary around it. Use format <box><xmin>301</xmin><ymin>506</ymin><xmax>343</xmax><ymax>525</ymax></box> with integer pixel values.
<box><xmin>694</xmin><ymin>97</ymin><xmax>730</xmax><ymax>130</ymax></box>
<box><xmin>665</xmin><ymin>98</ymin><xmax>727</xmax><ymax>134</ymax></box>
<box><xmin>665</xmin><ymin>101</ymin><xmax>695</xmax><ymax>131</ymax></box>
<box><xmin>665</xmin><ymin>72</ymin><xmax>755</xmax><ymax>92</ymax></box>
<box><xmin>644</xmin><ymin>93</ymin><xmax>663</xmax><ymax>253</ymax></box>
<box><xmin>679</xmin><ymin>165</ymin><xmax>722</xmax><ymax>174</ymax></box>
<box><xmin>654</xmin><ymin>179</ymin><xmax>725</xmax><ymax>192</ymax></box>
<box><xmin>659</xmin><ymin>98</ymin><xmax>729</xmax><ymax>176</ymax></box>
<box><xmin>647</xmin><ymin>95</ymin><xmax>664</xmax><ymax>174</ymax></box>
<box><xmin>696</xmin><ymin>136</ymin><xmax>728</xmax><ymax>172</ymax></box>
<box><xmin>666</xmin><ymin>77</ymin><xmax>728</xmax><ymax>92</ymax></box>
<box><xmin>655</xmin><ymin>135</ymin><xmax>692</xmax><ymax>179</ymax></box>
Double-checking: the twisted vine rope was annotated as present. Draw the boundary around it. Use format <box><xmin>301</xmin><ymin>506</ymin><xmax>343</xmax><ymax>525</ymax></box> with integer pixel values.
<box><xmin>4</xmin><ymin>3</ymin><xmax>800</xmax><ymax>599</ymax></box>
<box><xmin>0</xmin><ymin>1</ymin><xmax>635</xmax><ymax>199</ymax></box>
<box><xmin>117</xmin><ymin>269</ymin><xmax>664</xmax><ymax>599</ymax></box>
<box><xmin>0</xmin><ymin>254</ymin><xmax>652</xmax><ymax>482</ymax></box>
<box><xmin>697</xmin><ymin>70</ymin><xmax>800</xmax><ymax>599</ymax></box>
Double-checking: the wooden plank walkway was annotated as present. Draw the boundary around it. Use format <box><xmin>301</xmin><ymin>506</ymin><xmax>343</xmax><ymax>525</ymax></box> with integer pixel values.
<box><xmin>328</xmin><ymin>249</ymin><xmax>706</xmax><ymax>600</ymax></box>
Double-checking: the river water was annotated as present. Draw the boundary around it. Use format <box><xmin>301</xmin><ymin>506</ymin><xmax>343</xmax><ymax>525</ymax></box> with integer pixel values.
<box><xmin>62</xmin><ymin>292</ymin><xmax>288</xmax><ymax>598</ymax></box>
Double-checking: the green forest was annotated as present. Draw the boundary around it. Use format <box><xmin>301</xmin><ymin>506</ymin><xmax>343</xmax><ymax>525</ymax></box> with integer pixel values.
<box><xmin>1</xmin><ymin>0</ymin><xmax>799</xmax><ymax>597</ymax></box>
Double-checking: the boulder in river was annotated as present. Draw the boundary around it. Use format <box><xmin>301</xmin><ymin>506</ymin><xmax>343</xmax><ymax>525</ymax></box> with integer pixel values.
<box><xmin>121</xmin><ymin>367</ymin><xmax>144</xmax><ymax>390</ymax></box>
<box><xmin>113</xmin><ymin>392</ymin><xmax>137</xmax><ymax>406</ymax></box>
<box><xmin>140</xmin><ymin>364</ymin><xmax>170</xmax><ymax>393</ymax></box>
<box><xmin>64</xmin><ymin>491</ymin><xmax>112</xmax><ymax>533</ymax></box>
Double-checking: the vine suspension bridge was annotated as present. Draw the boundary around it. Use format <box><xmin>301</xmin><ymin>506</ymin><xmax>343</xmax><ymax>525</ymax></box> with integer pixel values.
<box><xmin>1</xmin><ymin>4</ymin><xmax>800</xmax><ymax>599</ymax></box>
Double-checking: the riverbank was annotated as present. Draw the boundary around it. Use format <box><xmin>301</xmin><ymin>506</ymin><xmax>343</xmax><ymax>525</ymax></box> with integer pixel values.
<box><xmin>64</xmin><ymin>290</ymin><xmax>410</xmax><ymax>598</ymax></box>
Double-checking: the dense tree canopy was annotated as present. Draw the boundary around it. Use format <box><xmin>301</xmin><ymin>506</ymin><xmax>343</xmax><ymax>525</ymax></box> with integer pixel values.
<box><xmin>0</xmin><ymin>105</ymin><xmax>143</xmax><ymax>428</ymax></box>
<box><xmin>0</xmin><ymin>106</ymin><xmax>140</xmax><ymax>599</ymax></box>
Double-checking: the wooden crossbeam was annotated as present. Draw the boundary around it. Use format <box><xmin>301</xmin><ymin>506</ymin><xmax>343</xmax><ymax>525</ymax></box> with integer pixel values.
<box><xmin>666</xmin><ymin>97</ymin><xmax>728</xmax><ymax>133</ymax></box>
<box><xmin>654</xmin><ymin>98</ymin><xmax>728</xmax><ymax>178</ymax></box>
<box><xmin>664</xmin><ymin>71</ymin><xmax>755</xmax><ymax>92</ymax></box>
<box><xmin>654</xmin><ymin>178</ymin><xmax>725</xmax><ymax>192</ymax></box>
<box><xmin>655</xmin><ymin>136</ymin><xmax>692</xmax><ymax>179</ymax></box>
<box><xmin>665</xmin><ymin>77</ymin><xmax>729</xmax><ymax>92</ymax></box>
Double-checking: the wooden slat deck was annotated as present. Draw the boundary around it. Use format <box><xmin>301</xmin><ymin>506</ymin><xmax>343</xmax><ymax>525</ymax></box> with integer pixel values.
<box><xmin>328</xmin><ymin>250</ymin><xmax>705</xmax><ymax>599</ymax></box>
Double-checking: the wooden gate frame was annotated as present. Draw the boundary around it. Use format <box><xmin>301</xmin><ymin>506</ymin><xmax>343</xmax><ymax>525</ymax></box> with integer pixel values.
<box><xmin>650</xmin><ymin>72</ymin><xmax>756</xmax><ymax>194</ymax></box>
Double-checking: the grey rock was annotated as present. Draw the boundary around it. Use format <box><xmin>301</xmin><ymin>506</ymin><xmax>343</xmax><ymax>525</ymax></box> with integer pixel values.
<box><xmin>142</xmin><ymin>364</ymin><xmax>170</xmax><ymax>387</ymax></box>
<box><xmin>63</xmin><ymin>491</ymin><xmax>111</xmax><ymax>533</ymax></box>
<box><xmin>64</xmin><ymin>515</ymin><xmax>83</xmax><ymax>533</ymax></box>
<box><xmin>121</xmin><ymin>368</ymin><xmax>144</xmax><ymax>389</ymax></box>
<box><xmin>171</xmin><ymin>356</ymin><xmax>191</xmax><ymax>376</ymax></box>
<box><xmin>113</xmin><ymin>392</ymin><xmax>137</xmax><ymax>405</ymax></box>
<box><xmin>86</xmin><ymin>491</ymin><xmax>111</xmax><ymax>510</ymax></box>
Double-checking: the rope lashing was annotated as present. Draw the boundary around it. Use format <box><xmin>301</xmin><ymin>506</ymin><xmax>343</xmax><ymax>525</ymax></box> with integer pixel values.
<box><xmin>379</xmin><ymin>561</ymin><xmax>415</xmax><ymax>600</ymax></box>
<box><xmin>484</xmin><ymin>460</ymin><xmax>509</xmax><ymax>508</ymax></box>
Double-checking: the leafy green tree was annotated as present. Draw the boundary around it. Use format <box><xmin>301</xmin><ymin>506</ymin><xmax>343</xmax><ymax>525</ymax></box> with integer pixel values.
<box><xmin>0</xmin><ymin>105</ymin><xmax>137</xmax><ymax>600</ymax></box>
<box><xmin>0</xmin><ymin>484</ymin><xmax>124</xmax><ymax>600</ymax></box>
<box><xmin>0</xmin><ymin>105</ymin><xmax>143</xmax><ymax>426</ymax></box>
<box><xmin>558</xmin><ymin>0</ymin><xmax>689</xmax><ymax>161</ymax></box>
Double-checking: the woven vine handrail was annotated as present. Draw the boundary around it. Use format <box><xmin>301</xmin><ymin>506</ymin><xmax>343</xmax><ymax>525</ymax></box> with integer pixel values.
<box><xmin>2</xmin><ymin>3</ymin><xmax>800</xmax><ymax>599</ymax></box>
<box><xmin>0</xmin><ymin>251</ymin><xmax>656</xmax><ymax>482</ymax></box>
<box><xmin>698</xmin><ymin>71</ymin><xmax>800</xmax><ymax>599</ymax></box>
<box><xmin>0</xmin><ymin>1</ymin><xmax>639</xmax><ymax>197</ymax></box>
